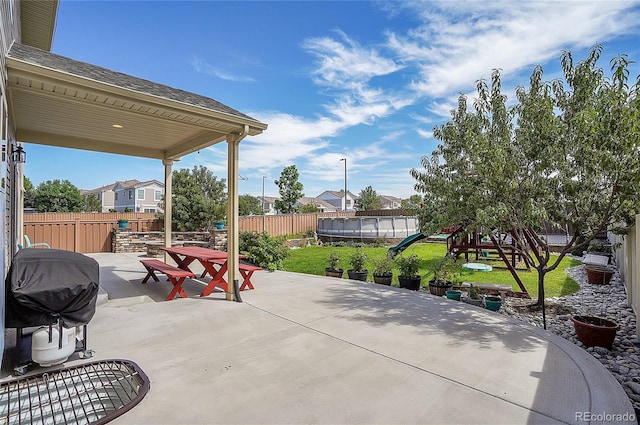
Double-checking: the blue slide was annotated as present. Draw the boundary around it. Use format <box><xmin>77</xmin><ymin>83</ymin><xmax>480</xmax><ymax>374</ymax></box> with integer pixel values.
<box><xmin>388</xmin><ymin>233</ymin><xmax>427</xmax><ymax>257</ymax></box>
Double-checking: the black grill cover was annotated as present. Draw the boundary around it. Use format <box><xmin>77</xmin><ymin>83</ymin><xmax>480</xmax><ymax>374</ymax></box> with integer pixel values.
<box><xmin>5</xmin><ymin>249</ymin><xmax>99</xmax><ymax>328</ymax></box>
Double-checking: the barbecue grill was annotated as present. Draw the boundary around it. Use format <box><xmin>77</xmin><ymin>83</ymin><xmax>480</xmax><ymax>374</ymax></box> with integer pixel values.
<box><xmin>5</xmin><ymin>249</ymin><xmax>99</xmax><ymax>374</ymax></box>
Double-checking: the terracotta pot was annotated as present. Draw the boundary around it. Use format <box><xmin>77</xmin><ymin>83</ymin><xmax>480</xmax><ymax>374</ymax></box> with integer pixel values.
<box><xmin>373</xmin><ymin>273</ymin><xmax>393</xmax><ymax>285</ymax></box>
<box><xmin>324</xmin><ymin>268</ymin><xmax>343</xmax><ymax>278</ymax></box>
<box><xmin>585</xmin><ymin>265</ymin><xmax>615</xmax><ymax>285</ymax></box>
<box><xmin>571</xmin><ymin>315</ymin><xmax>619</xmax><ymax>349</ymax></box>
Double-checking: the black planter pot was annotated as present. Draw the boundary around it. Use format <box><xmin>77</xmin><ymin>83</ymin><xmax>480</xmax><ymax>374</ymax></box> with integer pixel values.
<box><xmin>373</xmin><ymin>273</ymin><xmax>393</xmax><ymax>285</ymax></box>
<box><xmin>428</xmin><ymin>280</ymin><xmax>452</xmax><ymax>296</ymax></box>
<box><xmin>325</xmin><ymin>268</ymin><xmax>343</xmax><ymax>278</ymax></box>
<box><xmin>398</xmin><ymin>276</ymin><xmax>421</xmax><ymax>291</ymax></box>
<box><xmin>347</xmin><ymin>270</ymin><xmax>369</xmax><ymax>282</ymax></box>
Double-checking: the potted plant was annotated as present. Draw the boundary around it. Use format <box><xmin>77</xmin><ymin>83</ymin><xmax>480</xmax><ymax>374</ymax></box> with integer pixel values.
<box><xmin>571</xmin><ymin>285</ymin><xmax>619</xmax><ymax>349</ymax></box>
<box><xmin>445</xmin><ymin>289</ymin><xmax>462</xmax><ymax>301</ymax></box>
<box><xmin>325</xmin><ymin>251</ymin><xmax>343</xmax><ymax>278</ymax></box>
<box><xmin>395</xmin><ymin>253</ymin><xmax>422</xmax><ymax>290</ymax></box>
<box><xmin>372</xmin><ymin>254</ymin><xmax>394</xmax><ymax>285</ymax></box>
<box><xmin>347</xmin><ymin>249</ymin><xmax>368</xmax><ymax>282</ymax></box>
<box><xmin>464</xmin><ymin>283</ymin><xmax>483</xmax><ymax>307</ymax></box>
<box><xmin>428</xmin><ymin>255</ymin><xmax>455</xmax><ymax>296</ymax></box>
<box><xmin>586</xmin><ymin>238</ymin><xmax>612</xmax><ymax>262</ymax></box>
<box><xmin>571</xmin><ymin>315</ymin><xmax>620</xmax><ymax>349</ymax></box>
<box><xmin>484</xmin><ymin>296</ymin><xmax>502</xmax><ymax>311</ymax></box>
<box><xmin>585</xmin><ymin>264</ymin><xmax>615</xmax><ymax>284</ymax></box>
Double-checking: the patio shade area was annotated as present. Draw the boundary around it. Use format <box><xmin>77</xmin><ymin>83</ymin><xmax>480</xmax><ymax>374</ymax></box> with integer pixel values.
<box><xmin>2</xmin><ymin>252</ymin><xmax>633</xmax><ymax>424</ymax></box>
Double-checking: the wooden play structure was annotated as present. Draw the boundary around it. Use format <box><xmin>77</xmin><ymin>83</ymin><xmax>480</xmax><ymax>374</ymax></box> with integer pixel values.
<box><xmin>446</xmin><ymin>227</ymin><xmax>533</xmax><ymax>299</ymax></box>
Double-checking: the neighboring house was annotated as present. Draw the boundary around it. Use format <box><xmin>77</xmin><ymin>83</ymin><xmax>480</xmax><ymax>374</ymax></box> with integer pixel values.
<box><xmin>316</xmin><ymin>190</ymin><xmax>357</xmax><ymax>212</ymax></box>
<box><xmin>80</xmin><ymin>182</ymin><xmax>117</xmax><ymax>213</ymax></box>
<box><xmin>256</xmin><ymin>196</ymin><xmax>278</xmax><ymax>215</ymax></box>
<box><xmin>295</xmin><ymin>197</ymin><xmax>338</xmax><ymax>213</ymax></box>
<box><xmin>81</xmin><ymin>180</ymin><xmax>164</xmax><ymax>213</ymax></box>
<box><xmin>379</xmin><ymin>195</ymin><xmax>402</xmax><ymax>210</ymax></box>
<box><xmin>113</xmin><ymin>180</ymin><xmax>164</xmax><ymax>213</ymax></box>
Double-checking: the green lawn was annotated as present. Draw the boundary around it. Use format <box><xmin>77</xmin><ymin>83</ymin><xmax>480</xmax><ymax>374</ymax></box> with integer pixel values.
<box><xmin>282</xmin><ymin>243</ymin><xmax>582</xmax><ymax>298</ymax></box>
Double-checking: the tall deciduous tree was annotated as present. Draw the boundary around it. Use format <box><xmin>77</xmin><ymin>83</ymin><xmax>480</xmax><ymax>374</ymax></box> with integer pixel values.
<box><xmin>83</xmin><ymin>194</ymin><xmax>102</xmax><ymax>212</ymax></box>
<box><xmin>274</xmin><ymin>165</ymin><xmax>304</xmax><ymax>214</ymax></box>
<box><xmin>239</xmin><ymin>194</ymin><xmax>263</xmax><ymax>216</ymax></box>
<box><xmin>400</xmin><ymin>194</ymin><xmax>423</xmax><ymax>215</ymax></box>
<box><xmin>24</xmin><ymin>176</ymin><xmax>36</xmax><ymax>209</ymax></box>
<box><xmin>34</xmin><ymin>179</ymin><xmax>84</xmax><ymax>212</ymax></box>
<box><xmin>355</xmin><ymin>186</ymin><xmax>382</xmax><ymax>211</ymax></box>
<box><xmin>411</xmin><ymin>46</ymin><xmax>640</xmax><ymax>313</ymax></box>
<box><xmin>160</xmin><ymin>166</ymin><xmax>227</xmax><ymax>231</ymax></box>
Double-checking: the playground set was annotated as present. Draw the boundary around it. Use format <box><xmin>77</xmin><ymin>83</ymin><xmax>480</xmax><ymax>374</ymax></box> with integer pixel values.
<box><xmin>388</xmin><ymin>226</ymin><xmax>538</xmax><ymax>299</ymax></box>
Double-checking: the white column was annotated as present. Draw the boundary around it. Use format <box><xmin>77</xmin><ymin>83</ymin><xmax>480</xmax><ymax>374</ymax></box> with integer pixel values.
<box><xmin>163</xmin><ymin>159</ymin><xmax>173</xmax><ymax>262</ymax></box>
<box><xmin>226</xmin><ymin>136</ymin><xmax>240</xmax><ymax>301</ymax></box>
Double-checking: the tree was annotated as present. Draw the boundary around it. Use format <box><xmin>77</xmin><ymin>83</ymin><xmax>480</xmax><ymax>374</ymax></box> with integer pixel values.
<box><xmin>34</xmin><ymin>179</ymin><xmax>84</xmax><ymax>212</ymax></box>
<box><xmin>400</xmin><ymin>194</ymin><xmax>423</xmax><ymax>215</ymax></box>
<box><xmin>410</xmin><ymin>46</ymin><xmax>640</xmax><ymax>315</ymax></box>
<box><xmin>355</xmin><ymin>186</ymin><xmax>382</xmax><ymax>211</ymax></box>
<box><xmin>300</xmin><ymin>202</ymin><xmax>320</xmax><ymax>213</ymax></box>
<box><xmin>239</xmin><ymin>194</ymin><xmax>263</xmax><ymax>216</ymax></box>
<box><xmin>83</xmin><ymin>194</ymin><xmax>102</xmax><ymax>212</ymax></box>
<box><xmin>160</xmin><ymin>166</ymin><xmax>227</xmax><ymax>231</ymax></box>
<box><xmin>274</xmin><ymin>165</ymin><xmax>304</xmax><ymax>214</ymax></box>
<box><xmin>24</xmin><ymin>176</ymin><xmax>36</xmax><ymax>209</ymax></box>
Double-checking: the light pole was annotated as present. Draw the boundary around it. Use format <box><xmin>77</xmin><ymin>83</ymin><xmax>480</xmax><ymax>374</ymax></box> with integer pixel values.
<box><xmin>262</xmin><ymin>175</ymin><xmax>267</xmax><ymax>232</ymax></box>
<box><xmin>340</xmin><ymin>158</ymin><xmax>347</xmax><ymax>211</ymax></box>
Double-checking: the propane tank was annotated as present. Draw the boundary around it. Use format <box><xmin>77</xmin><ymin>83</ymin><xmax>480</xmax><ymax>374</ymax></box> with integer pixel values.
<box><xmin>31</xmin><ymin>325</ymin><xmax>77</xmax><ymax>367</ymax></box>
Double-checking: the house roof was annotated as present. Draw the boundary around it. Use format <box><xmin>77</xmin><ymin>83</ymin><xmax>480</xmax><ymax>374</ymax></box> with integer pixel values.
<box><xmin>296</xmin><ymin>197</ymin><xmax>336</xmax><ymax>211</ymax></box>
<box><xmin>318</xmin><ymin>190</ymin><xmax>358</xmax><ymax>199</ymax></box>
<box><xmin>6</xmin><ymin>43</ymin><xmax>268</xmax><ymax>161</ymax></box>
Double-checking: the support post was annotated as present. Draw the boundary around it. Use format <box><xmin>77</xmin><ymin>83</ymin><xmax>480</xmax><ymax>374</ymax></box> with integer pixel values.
<box><xmin>163</xmin><ymin>159</ymin><xmax>173</xmax><ymax>262</ymax></box>
<box><xmin>226</xmin><ymin>133</ymin><xmax>243</xmax><ymax>301</ymax></box>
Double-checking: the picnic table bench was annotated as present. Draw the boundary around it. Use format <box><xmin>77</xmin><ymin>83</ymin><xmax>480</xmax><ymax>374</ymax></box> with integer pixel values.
<box><xmin>140</xmin><ymin>259</ymin><xmax>195</xmax><ymax>301</ymax></box>
<box><xmin>460</xmin><ymin>282</ymin><xmax>511</xmax><ymax>302</ymax></box>
<box><xmin>204</xmin><ymin>258</ymin><xmax>262</xmax><ymax>292</ymax></box>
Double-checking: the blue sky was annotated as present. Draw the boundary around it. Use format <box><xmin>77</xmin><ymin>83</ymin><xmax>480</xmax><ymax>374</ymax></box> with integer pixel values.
<box><xmin>24</xmin><ymin>0</ymin><xmax>640</xmax><ymax>199</ymax></box>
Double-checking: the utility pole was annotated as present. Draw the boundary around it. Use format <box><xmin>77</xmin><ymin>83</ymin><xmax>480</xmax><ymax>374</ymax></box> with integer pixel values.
<box><xmin>262</xmin><ymin>175</ymin><xmax>267</xmax><ymax>232</ymax></box>
<box><xmin>340</xmin><ymin>158</ymin><xmax>347</xmax><ymax>211</ymax></box>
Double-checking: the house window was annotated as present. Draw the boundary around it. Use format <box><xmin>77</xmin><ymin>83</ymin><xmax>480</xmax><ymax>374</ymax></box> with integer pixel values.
<box><xmin>155</xmin><ymin>190</ymin><xmax>162</xmax><ymax>201</ymax></box>
<box><xmin>144</xmin><ymin>208</ymin><xmax>156</xmax><ymax>213</ymax></box>
<box><xmin>129</xmin><ymin>190</ymin><xmax>133</xmax><ymax>199</ymax></box>
<box><xmin>137</xmin><ymin>189</ymin><xmax>145</xmax><ymax>200</ymax></box>
<box><xmin>115</xmin><ymin>193</ymin><xmax>118</xmax><ymax>201</ymax></box>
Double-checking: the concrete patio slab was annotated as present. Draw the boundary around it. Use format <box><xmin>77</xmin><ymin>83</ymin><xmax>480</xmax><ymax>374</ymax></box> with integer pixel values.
<box><xmin>1</xmin><ymin>252</ymin><xmax>635</xmax><ymax>424</ymax></box>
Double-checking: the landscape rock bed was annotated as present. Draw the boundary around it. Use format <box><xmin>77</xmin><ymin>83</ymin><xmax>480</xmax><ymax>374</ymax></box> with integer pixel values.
<box><xmin>499</xmin><ymin>259</ymin><xmax>640</xmax><ymax>415</ymax></box>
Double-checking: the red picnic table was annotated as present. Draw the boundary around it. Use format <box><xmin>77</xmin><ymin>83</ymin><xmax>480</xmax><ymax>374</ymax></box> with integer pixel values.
<box><xmin>161</xmin><ymin>246</ymin><xmax>257</xmax><ymax>297</ymax></box>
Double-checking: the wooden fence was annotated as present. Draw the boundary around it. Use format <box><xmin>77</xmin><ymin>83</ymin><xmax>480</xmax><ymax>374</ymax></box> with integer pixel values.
<box><xmin>23</xmin><ymin>211</ymin><xmax>356</xmax><ymax>253</ymax></box>
<box><xmin>23</xmin><ymin>213</ymin><xmax>162</xmax><ymax>253</ymax></box>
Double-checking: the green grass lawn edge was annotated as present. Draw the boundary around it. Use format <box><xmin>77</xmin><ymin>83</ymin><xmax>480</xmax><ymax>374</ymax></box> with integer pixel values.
<box><xmin>282</xmin><ymin>242</ymin><xmax>581</xmax><ymax>298</ymax></box>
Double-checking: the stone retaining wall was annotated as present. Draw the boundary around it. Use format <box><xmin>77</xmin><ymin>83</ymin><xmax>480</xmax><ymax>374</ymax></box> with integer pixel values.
<box><xmin>112</xmin><ymin>229</ymin><xmax>227</xmax><ymax>253</ymax></box>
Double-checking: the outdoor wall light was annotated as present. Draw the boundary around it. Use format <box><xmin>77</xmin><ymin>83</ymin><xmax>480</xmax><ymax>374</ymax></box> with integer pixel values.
<box><xmin>12</xmin><ymin>145</ymin><xmax>26</xmax><ymax>164</ymax></box>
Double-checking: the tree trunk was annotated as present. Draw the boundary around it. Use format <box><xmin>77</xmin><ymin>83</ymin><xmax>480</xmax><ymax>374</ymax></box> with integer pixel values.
<box><xmin>536</xmin><ymin>269</ymin><xmax>546</xmax><ymax>307</ymax></box>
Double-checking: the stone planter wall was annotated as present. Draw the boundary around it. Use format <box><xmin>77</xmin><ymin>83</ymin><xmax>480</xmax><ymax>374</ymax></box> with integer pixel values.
<box><xmin>112</xmin><ymin>229</ymin><xmax>218</xmax><ymax>253</ymax></box>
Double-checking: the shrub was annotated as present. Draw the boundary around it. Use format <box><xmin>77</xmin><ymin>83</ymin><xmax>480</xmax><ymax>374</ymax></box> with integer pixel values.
<box><xmin>373</xmin><ymin>254</ymin><xmax>394</xmax><ymax>276</ymax></box>
<box><xmin>349</xmin><ymin>249</ymin><xmax>368</xmax><ymax>272</ymax></box>
<box><xmin>239</xmin><ymin>231</ymin><xmax>289</xmax><ymax>271</ymax></box>
<box><xmin>395</xmin><ymin>254</ymin><xmax>422</xmax><ymax>278</ymax></box>
<box><xmin>327</xmin><ymin>251</ymin><xmax>341</xmax><ymax>271</ymax></box>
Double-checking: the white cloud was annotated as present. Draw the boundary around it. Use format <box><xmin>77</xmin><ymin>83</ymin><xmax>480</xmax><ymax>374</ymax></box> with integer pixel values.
<box><xmin>190</xmin><ymin>57</ymin><xmax>256</xmax><ymax>82</ymax></box>
<box><xmin>386</xmin><ymin>1</ymin><xmax>640</xmax><ymax>97</ymax></box>
<box><xmin>302</xmin><ymin>30</ymin><xmax>404</xmax><ymax>89</ymax></box>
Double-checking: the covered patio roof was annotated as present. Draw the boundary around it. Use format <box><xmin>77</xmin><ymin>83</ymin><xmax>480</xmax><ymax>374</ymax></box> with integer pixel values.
<box><xmin>6</xmin><ymin>43</ymin><xmax>267</xmax><ymax>160</ymax></box>
<box><xmin>5</xmin><ymin>42</ymin><xmax>267</xmax><ymax>302</ymax></box>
